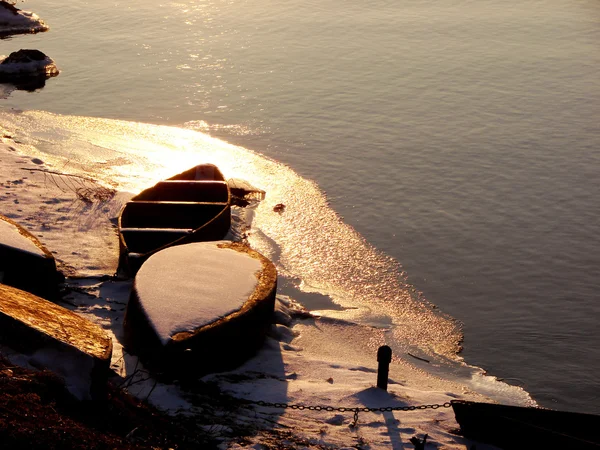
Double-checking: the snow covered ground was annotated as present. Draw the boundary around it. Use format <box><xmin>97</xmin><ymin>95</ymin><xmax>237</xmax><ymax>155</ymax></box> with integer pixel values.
<box><xmin>0</xmin><ymin>130</ymin><xmax>505</xmax><ymax>449</ymax></box>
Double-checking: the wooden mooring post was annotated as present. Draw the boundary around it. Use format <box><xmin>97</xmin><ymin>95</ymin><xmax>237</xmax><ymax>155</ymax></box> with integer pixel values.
<box><xmin>377</xmin><ymin>345</ymin><xmax>392</xmax><ymax>391</ymax></box>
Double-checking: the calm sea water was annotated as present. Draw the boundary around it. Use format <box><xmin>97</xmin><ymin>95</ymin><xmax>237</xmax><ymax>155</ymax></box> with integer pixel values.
<box><xmin>1</xmin><ymin>0</ymin><xmax>599</xmax><ymax>413</ymax></box>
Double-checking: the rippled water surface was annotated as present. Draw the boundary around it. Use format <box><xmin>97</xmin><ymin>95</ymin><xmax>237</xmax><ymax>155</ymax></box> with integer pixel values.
<box><xmin>1</xmin><ymin>0</ymin><xmax>599</xmax><ymax>413</ymax></box>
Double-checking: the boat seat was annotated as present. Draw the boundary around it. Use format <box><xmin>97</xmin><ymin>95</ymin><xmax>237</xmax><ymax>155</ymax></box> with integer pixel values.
<box><xmin>121</xmin><ymin>201</ymin><xmax>228</xmax><ymax>229</ymax></box>
<box><xmin>121</xmin><ymin>227</ymin><xmax>193</xmax><ymax>253</ymax></box>
<box><xmin>133</xmin><ymin>180</ymin><xmax>229</xmax><ymax>202</ymax></box>
<box><xmin>120</xmin><ymin>228</ymin><xmax>194</xmax><ymax>234</ymax></box>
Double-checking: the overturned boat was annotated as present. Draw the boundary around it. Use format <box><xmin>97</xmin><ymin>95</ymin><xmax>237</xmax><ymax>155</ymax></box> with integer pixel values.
<box><xmin>0</xmin><ymin>214</ymin><xmax>60</xmax><ymax>300</ymax></box>
<box><xmin>117</xmin><ymin>164</ymin><xmax>231</xmax><ymax>276</ymax></box>
<box><xmin>451</xmin><ymin>400</ymin><xmax>600</xmax><ymax>449</ymax></box>
<box><xmin>123</xmin><ymin>241</ymin><xmax>277</xmax><ymax>378</ymax></box>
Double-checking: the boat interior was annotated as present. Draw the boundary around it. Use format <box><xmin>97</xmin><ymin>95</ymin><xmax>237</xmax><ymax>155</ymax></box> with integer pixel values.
<box><xmin>133</xmin><ymin>180</ymin><xmax>229</xmax><ymax>202</ymax></box>
<box><xmin>120</xmin><ymin>179</ymin><xmax>230</xmax><ymax>254</ymax></box>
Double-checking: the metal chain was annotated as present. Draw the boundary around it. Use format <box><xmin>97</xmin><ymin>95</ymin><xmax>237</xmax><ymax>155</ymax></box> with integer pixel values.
<box><xmin>242</xmin><ymin>399</ymin><xmax>453</xmax><ymax>427</ymax></box>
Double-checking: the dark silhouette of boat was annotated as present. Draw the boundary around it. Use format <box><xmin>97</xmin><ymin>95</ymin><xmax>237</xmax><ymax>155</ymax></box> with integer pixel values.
<box><xmin>451</xmin><ymin>400</ymin><xmax>600</xmax><ymax>449</ymax></box>
<box><xmin>117</xmin><ymin>164</ymin><xmax>231</xmax><ymax>276</ymax></box>
<box><xmin>123</xmin><ymin>241</ymin><xmax>277</xmax><ymax>379</ymax></box>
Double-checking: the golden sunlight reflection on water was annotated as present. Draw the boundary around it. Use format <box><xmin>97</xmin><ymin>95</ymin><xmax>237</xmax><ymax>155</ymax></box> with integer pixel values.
<box><xmin>3</xmin><ymin>110</ymin><xmax>462</xmax><ymax>359</ymax></box>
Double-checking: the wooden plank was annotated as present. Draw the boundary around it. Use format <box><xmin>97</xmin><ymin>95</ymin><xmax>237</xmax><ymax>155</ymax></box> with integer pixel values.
<box><xmin>120</xmin><ymin>201</ymin><xmax>228</xmax><ymax>229</ymax></box>
<box><xmin>0</xmin><ymin>284</ymin><xmax>113</xmax><ymax>400</ymax></box>
<box><xmin>120</xmin><ymin>228</ymin><xmax>193</xmax><ymax>253</ymax></box>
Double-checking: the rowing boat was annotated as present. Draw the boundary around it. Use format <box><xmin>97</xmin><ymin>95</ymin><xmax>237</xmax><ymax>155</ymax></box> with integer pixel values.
<box><xmin>117</xmin><ymin>164</ymin><xmax>231</xmax><ymax>276</ymax></box>
<box><xmin>123</xmin><ymin>241</ymin><xmax>277</xmax><ymax>378</ymax></box>
<box><xmin>451</xmin><ymin>400</ymin><xmax>600</xmax><ymax>449</ymax></box>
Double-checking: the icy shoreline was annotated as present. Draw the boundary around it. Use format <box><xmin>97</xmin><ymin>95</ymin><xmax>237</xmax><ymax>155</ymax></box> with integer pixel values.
<box><xmin>0</xmin><ymin>133</ymin><xmax>509</xmax><ymax>448</ymax></box>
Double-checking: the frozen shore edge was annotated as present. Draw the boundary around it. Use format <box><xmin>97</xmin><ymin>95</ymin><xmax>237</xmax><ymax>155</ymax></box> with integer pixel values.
<box><xmin>0</xmin><ymin>134</ymin><xmax>503</xmax><ymax>449</ymax></box>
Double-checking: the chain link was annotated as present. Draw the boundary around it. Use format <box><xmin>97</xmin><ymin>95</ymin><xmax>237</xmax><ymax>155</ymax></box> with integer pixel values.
<box><xmin>247</xmin><ymin>400</ymin><xmax>452</xmax><ymax>414</ymax></box>
<box><xmin>250</xmin><ymin>399</ymin><xmax>452</xmax><ymax>413</ymax></box>
<box><xmin>242</xmin><ymin>399</ymin><xmax>453</xmax><ymax>427</ymax></box>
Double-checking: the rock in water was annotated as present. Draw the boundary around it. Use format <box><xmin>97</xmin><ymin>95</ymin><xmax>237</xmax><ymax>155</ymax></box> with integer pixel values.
<box><xmin>0</xmin><ymin>49</ymin><xmax>59</xmax><ymax>82</ymax></box>
<box><xmin>0</xmin><ymin>3</ymin><xmax>49</xmax><ymax>37</ymax></box>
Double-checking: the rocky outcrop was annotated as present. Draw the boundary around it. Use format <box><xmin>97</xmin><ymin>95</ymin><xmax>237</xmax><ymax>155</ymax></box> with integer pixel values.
<box><xmin>0</xmin><ymin>1</ymin><xmax>49</xmax><ymax>37</ymax></box>
<box><xmin>0</xmin><ymin>284</ymin><xmax>113</xmax><ymax>400</ymax></box>
<box><xmin>0</xmin><ymin>49</ymin><xmax>59</xmax><ymax>82</ymax></box>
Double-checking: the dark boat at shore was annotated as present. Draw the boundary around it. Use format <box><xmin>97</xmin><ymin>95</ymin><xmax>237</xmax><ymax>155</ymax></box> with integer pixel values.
<box><xmin>451</xmin><ymin>400</ymin><xmax>600</xmax><ymax>449</ymax></box>
<box><xmin>123</xmin><ymin>241</ymin><xmax>277</xmax><ymax>378</ymax></box>
<box><xmin>117</xmin><ymin>164</ymin><xmax>231</xmax><ymax>276</ymax></box>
